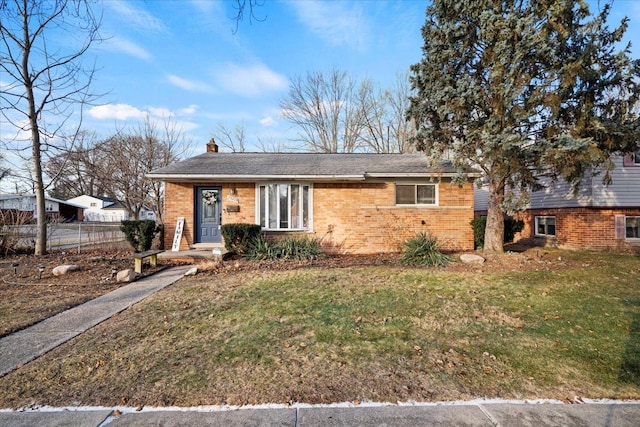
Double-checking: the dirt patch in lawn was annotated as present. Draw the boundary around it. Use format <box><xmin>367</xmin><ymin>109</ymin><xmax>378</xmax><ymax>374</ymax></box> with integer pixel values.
<box><xmin>0</xmin><ymin>249</ymin><xmax>166</xmax><ymax>337</ymax></box>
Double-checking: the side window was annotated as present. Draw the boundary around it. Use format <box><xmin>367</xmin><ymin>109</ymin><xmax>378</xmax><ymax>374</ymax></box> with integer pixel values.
<box><xmin>626</xmin><ymin>216</ymin><xmax>640</xmax><ymax>239</ymax></box>
<box><xmin>395</xmin><ymin>184</ymin><xmax>437</xmax><ymax>205</ymax></box>
<box><xmin>535</xmin><ymin>216</ymin><xmax>556</xmax><ymax>237</ymax></box>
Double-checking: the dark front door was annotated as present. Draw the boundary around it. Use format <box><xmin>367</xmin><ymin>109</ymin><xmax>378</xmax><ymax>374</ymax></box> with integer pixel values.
<box><xmin>196</xmin><ymin>187</ymin><xmax>221</xmax><ymax>243</ymax></box>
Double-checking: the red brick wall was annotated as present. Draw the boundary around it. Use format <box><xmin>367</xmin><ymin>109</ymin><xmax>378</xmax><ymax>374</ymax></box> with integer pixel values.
<box><xmin>513</xmin><ymin>207</ymin><xmax>640</xmax><ymax>253</ymax></box>
<box><xmin>163</xmin><ymin>180</ymin><xmax>475</xmax><ymax>253</ymax></box>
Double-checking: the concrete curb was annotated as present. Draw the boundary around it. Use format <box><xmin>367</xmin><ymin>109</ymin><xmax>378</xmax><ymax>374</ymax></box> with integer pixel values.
<box><xmin>0</xmin><ymin>402</ymin><xmax>638</xmax><ymax>426</ymax></box>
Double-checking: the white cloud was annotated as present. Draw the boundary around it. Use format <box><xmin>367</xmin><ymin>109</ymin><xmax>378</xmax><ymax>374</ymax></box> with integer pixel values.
<box><xmin>106</xmin><ymin>1</ymin><xmax>167</xmax><ymax>33</ymax></box>
<box><xmin>167</xmin><ymin>75</ymin><xmax>215</xmax><ymax>93</ymax></box>
<box><xmin>180</xmin><ymin>104</ymin><xmax>199</xmax><ymax>115</ymax></box>
<box><xmin>213</xmin><ymin>63</ymin><xmax>288</xmax><ymax>97</ymax></box>
<box><xmin>148</xmin><ymin>107</ymin><xmax>175</xmax><ymax>118</ymax></box>
<box><xmin>188</xmin><ymin>0</ymin><xmax>223</xmax><ymax>15</ymax></box>
<box><xmin>89</xmin><ymin>104</ymin><xmax>147</xmax><ymax>120</ymax></box>
<box><xmin>259</xmin><ymin>116</ymin><xmax>277</xmax><ymax>127</ymax></box>
<box><xmin>287</xmin><ymin>0</ymin><xmax>368</xmax><ymax>51</ymax></box>
<box><xmin>106</xmin><ymin>36</ymin><xmax>152</xmax><ymax>61</ymax></box>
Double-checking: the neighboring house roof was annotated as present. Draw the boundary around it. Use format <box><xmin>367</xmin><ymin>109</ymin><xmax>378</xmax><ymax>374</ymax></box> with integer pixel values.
<box><xmin>0</xmin><ymin>194</ymin><xmax>85</xmax><ymax>208</ymax></box>
<box><xmin>148</xmin><ymin>153</ymin><xmax>480</xmax><ymax>182</ymax></box>
<box><xmin>101</xmin><ymin>200</ymin><xmax>126</xmax><ymax>210</ymax></box>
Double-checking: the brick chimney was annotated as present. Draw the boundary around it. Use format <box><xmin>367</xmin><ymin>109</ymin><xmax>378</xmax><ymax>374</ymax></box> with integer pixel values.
<box><xmin>206</xmin><ymin>138</ymin><xmax>219</xmax><ymax>153</ymax></box>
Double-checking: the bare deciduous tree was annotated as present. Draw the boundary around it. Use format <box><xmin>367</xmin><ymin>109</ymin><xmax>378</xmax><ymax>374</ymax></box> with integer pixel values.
<box><xmin>281</xmin><ymin>69</ymin><xmax>416</xmax><ymax>154</ymax></box>
<box><xmin>280</xmin><ymin>68</ymin><xmax>366</xmax><ymax>153</ymax></box>
<box><xmin>256</xmin><ymin>136</ymin><xmax>287</xmax><ymax>153</ymax></box>
<box><xmin>0</xmin><ymin>0</ymin><xmax>102</xmax><ymax>255</ymax></box>
<box><xmin>212</xmin><ymin>122</ymin><xmax>247</xmax><ymax>153</ymax></box>
<box><xmin>45</xmin><ymin>131</ymin><xmax>106</xmax><ymax>200</ymax></box>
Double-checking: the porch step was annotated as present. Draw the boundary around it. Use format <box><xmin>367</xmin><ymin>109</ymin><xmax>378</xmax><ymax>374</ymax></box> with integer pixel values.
<box><xmin>191</xmin><ymin>243</ymin><xmax>225</xmax><ymax>250</ymax></box>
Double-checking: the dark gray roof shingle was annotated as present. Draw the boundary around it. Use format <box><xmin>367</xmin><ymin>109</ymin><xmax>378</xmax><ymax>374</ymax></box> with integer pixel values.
<box><xmin>148</xmin><ymin>153</ymin><xmax>476</xmax><ymax>181</ymax></box>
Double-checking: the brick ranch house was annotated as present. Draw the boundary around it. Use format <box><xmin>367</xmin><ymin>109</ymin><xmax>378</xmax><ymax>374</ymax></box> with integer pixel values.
<box><xmin>474</xmin><ymin>148</ymin><xmax>640</xmax><ymax>253</ymax></box>
<box><xmin>148</xmin><ymin>141</ymin><xmax>480</xmax><ymax>254</ymax></box>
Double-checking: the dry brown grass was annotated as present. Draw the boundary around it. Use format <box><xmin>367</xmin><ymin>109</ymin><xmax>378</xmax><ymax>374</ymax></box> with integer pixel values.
<box><xmin>0</xmin><ymin>248</ymin><xmax>638</xmax><ymax>409</ymax></box>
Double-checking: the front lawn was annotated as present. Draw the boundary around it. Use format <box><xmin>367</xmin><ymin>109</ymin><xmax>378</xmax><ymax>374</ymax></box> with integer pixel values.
<box><xmin>0</xmin><ymin>249</ymin><xmax>638</xmax><ymax>407</ymax></box>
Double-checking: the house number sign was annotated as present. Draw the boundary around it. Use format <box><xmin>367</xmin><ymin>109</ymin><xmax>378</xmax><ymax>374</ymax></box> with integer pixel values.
<box><xmin>171</xmin><ymin>217</ymin><xmax>185</xmax><ymax>252</ymax></box>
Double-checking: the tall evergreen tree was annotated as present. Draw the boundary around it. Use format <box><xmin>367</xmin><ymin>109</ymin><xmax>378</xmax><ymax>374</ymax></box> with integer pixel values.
<box><xmin>408</xmin><ymin>0</ymin><xmax>639</xmax><ymax>252</ymax></box>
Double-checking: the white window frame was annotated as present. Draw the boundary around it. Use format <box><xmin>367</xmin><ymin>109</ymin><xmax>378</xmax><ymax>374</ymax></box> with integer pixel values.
<box><xmin>255</xmin><ymin>183</ymin><xmax>313</xmax><ymax>231</ymax></box>
<box><xmin>395</xmin><ymin>183</ymin><xmax>438</xmax><ymax>206</ymax></box>
<box><xmin>625</xmin><ymin>216</ymin><xmax>640</xmax><ymax>240</ymax></box>
<box><xmin>534</xmin><ymin>216</ymin><xmax>556</xmax><ymax>237</ymax></box>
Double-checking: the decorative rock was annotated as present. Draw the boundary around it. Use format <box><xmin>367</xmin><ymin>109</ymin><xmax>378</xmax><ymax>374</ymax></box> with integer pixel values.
<box><xmin>184</xmin><ymin>267</ymin><xmax>198</xmax><ymax>276</ymax></box>
<box><xmin>460</xmin><ymin>254</ymin><xmax>485</xmax><ymax>265</ymax></box>
<box><xmin>116</xmin><ymin>268</ymin><xmax>136</xmax><ymax>283</ymax></box>
<box><xmin>52</xmin><ymin>264</ymin><xmax>80</xmax><ymax>276</ymax></box>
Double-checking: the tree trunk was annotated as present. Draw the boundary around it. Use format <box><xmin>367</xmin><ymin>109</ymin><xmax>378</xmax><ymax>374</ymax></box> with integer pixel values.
<box><xmin>25</xmin><ymin>64</ymin><xmax>47</xmax><ymax>255</ymax></box>
<box><xmin>32</xmin><ymin>129</ymin><xmax>47</xmax><ymax>256</ymax></box>
<box><xmin>484</xmin><ymin>181</ymin><xmax>505</xmax><ymax>253</ymax></box>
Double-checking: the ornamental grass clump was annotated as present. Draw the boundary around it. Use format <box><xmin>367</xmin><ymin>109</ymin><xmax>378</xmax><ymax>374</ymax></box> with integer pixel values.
<box><xmin>402</xmin><ymin>232</ymin><xmax>451</xmax><ymax>267</ymax></box>
<box><xmin>246</xmin><ymin>234</ymin><xmax>323</xmax><ymax>261</ymax></box>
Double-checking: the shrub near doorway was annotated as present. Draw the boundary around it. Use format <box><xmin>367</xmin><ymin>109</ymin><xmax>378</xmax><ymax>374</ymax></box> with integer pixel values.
<box><xmin>221</xmin><ymin>223</ymin><xmax>261</xmax><ymax>255</ymax></box>
<box><xmin>120</xmin><ymin>220</ymin><xmax>159</xmax><ymax>252</ymax></box>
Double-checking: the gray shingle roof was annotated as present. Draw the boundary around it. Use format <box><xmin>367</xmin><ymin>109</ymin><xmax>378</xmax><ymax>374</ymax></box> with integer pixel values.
<box><xmin>148</xmin><ymin>153</ymin><xmax>477</xmax><ymax>182</ymax></box>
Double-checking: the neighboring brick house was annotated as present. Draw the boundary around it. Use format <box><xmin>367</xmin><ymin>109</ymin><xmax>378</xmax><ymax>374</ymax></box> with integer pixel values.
<box><xmin>474</xmin><ymin>149</ymin><xmax>640</xmax><ymax>253</ymax></box>
<box><xmin>148</xmin><ymin>142</ymin><xmax>479</xmax><ymax>254</ymax></box>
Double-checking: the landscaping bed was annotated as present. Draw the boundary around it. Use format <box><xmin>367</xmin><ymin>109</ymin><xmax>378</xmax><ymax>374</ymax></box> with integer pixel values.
<box><xmin>0</xmin><ymin>249</ymin><xmax>165</xmax><ymax>337</ymax></box>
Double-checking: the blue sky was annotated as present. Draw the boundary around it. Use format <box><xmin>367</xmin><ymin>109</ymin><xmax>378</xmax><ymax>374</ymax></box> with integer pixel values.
<box><xmin>87</xmin><ymin>0</ymin><xmax>430</xmax><ymax>153</ymax></box>
<box><xmin>3</xmin><ymin>0</ymin><xmax>640</xmax><ymax>167</ymax></box>
<box><xmin>85</xmin><ymin>0</ymin><xmax>640</xmax><ymax>155</ymax></box>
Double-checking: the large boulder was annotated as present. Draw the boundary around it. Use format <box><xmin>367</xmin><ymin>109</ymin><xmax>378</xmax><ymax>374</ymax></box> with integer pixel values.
<box><xmin>460</xmin><ymin>254</ymin><xmax>485</xmax><ymax>265</ymax></box>
<box><xmin>116</xmin><ymin>268</ymin><xmax>136</xmax><ymax>283</ymax></box>
<box><xmin>52</xmin><ymin>264</ymin><xmax>80</xmax><ymax>276</ymax></box>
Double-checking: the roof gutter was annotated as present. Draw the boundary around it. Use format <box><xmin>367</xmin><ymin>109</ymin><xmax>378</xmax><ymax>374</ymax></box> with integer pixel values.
<box><xmin>146</xmin><ymin>174</ymin><xmax>367</xmax><ymax>182</ymax></box>
<box><xmin>364</xmin><ymin>172</ymin><xmax>482</xmax><ymax>179</ymax></box>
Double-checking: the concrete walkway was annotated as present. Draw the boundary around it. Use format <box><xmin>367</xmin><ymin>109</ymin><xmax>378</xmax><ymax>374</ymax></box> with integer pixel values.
<box><xmin>0</xmin><ymin>402</ymin><xmax>639</xmax><ymax>426</ymax></box>
<box><xmin>0</xmin><ymin>265</ymin><xmax>192</xmax><ymax>377</ymax></box>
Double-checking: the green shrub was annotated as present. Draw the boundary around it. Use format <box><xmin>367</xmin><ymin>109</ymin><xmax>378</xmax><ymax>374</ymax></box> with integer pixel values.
<box><xmin>245</xmin><ymin>233</ymin><xmax>275</xmax><ymax>260</ymax></box>
<box><xmin>221</xmin><ymin>223</ymin><xmax>262</xmax><ymax>254</ymax></box>
<box><xmin>245</xmin><ymin>234</ymin><xmax>323</xmax><ymax>261</ymax></box>
<box><xmin>402</xmin><ymin>232</ymin><xmax>451</xmax><ymax>267</ymax></box>
<box><xmin>471</xmin><ymin>217</ymin><xmax>525</xmax><ymax>249</ymax></box>
<box><xmin>278</xmin><ymin>235</ymin><xmax>323</xmax><ymax>260</ymax></box>
<box><xmin>120</xmin><ymin>220</ymin><xmax>159</xmax><ymax>252</ymax></box>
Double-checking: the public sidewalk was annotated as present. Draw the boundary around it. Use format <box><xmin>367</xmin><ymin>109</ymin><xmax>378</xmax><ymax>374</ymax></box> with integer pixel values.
<box><xmin>0</xmin><ymin>265</ymin><xmax>192</xmax><ymax>378</ymax></box>
<box><xmin>0</xmin><ymin>401</ymin><xmax>639</xmax><ymax>426</ymax></box>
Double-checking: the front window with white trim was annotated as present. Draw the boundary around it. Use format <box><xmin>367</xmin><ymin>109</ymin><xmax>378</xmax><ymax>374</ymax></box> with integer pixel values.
<box><xmin>395</xmin><ymin>184</ymin><xmax>437</xmax><ymax>205</ymax></box>
<box><xmin>535</xmin><ymin>216</ymin><xmax>556</xmax><ymax>237</ymax></box>
<box><xmin>257</xmin><ymin>183</ymin><xmax>311</xmax><ymax>230</ymax></box>
<box><xmin>626</xmin><ymin>216</ymin><xmax>640</xmax><ymax>239</ymax></box>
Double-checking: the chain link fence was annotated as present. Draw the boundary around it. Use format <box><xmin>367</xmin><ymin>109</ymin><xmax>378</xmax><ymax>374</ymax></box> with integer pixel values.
<box><xmin>2</xmin><ymin>223</ymin><xmax>126</xmax><ymax>253</ymax></box>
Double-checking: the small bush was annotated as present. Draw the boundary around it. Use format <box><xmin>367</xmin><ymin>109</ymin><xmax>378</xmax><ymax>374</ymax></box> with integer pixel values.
<box><xmin>120</xmin><ymin>220</ymin><xmax>159</xmax><ymax>252</ymax></box>
<box><xmin>245</xmin><ymin>234</ymin><xmax>323</xmax><ymax>261</ymax></box>
<box><xmin>402</xmin><ymin>232</ymin><xmax>451</xmax><ymax>267</ymax></box>
<box><xmin>471</xmin><ymin>217</ymin><xmax>525</xmax><ymax>249</ymax></box>
<box><xmin>221</xmin><ymin>223</ymin><xmax>262</xmax><ymax>254</ymax></box>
